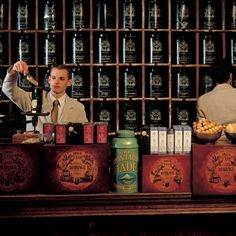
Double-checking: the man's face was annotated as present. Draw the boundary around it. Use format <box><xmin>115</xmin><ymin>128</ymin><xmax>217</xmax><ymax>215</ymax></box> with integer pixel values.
<box><xmin>48</xmin><ymin>68</ymin><xmax>72</xmax><ymax>97</ymax></box>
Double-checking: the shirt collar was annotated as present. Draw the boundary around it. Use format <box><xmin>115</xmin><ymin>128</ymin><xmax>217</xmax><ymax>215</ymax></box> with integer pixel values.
<box><xmin>49</xmin><ymin>92</ymin><xmax>66</xmax><ymax>107</ymax></box>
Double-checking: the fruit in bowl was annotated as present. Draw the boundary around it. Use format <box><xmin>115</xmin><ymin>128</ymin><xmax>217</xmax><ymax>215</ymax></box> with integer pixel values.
<box><xmin>193</xmin><ymin>118</ymin><xmax>224</xmax><ymax>143</ymax></box>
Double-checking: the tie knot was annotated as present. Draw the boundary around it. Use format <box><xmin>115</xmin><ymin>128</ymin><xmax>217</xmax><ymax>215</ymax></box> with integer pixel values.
<box><xmin>53</xmin><ymin>99</ymin><xmax>59</xmax><ymax>106</ymax></box>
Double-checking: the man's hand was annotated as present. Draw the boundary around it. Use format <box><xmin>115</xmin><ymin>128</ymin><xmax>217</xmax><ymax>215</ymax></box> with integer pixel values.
<box><xmin>12</xmin><ymin>61</ymin><xmax>29</xmax><ymax>76</ymax></box>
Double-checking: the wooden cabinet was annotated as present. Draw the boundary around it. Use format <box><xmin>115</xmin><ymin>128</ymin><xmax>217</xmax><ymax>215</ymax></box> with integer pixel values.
<box><xmin>0</xmin><ymin>0</ymin><xmax>235</xmax><ymax>135</ymax></box>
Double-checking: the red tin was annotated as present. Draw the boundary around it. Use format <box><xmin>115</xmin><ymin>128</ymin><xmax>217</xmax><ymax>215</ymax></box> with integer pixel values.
<box><xmin>0</xmin><ymin>144</ymin><xmax>43</xmax><ymax>194</ymax></box>
<box><xmin>95</xmin><ymin>122</ymin><xmax>108</xmax><ymax>144</ymax></box>
<box><xmin>83</xmin><ymin>123</ymin><xmax>94</xmax><ymax>144</ymax></box>
<box><xmin>55</xmin><ymin>124</ymin><xmax>66</xmax><ymax>144</ymax></box>
<box><xmin>44</xmin><ymin>144</ymin><xmax>109</xmax><ymax>193</ymax></box>
<box><xmin>142</xmin><ymin>154</ymin><xmax>191</xmax><ymax>193</ymax></box>
<box><xmin>192</xmin><ymin>143</ymin><xmax>236</xmax><ymax>195</ymax></box>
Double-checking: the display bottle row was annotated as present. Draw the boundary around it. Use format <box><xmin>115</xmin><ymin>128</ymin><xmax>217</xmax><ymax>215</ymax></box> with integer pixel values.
<box><xmin>2</xmin><ymin>32</ymin><xmax>236</xmax><ymax>66</ymax></box>
<box><xmin>0</xmin><ymin>0</ymin><xmax>236</xmax><ymax>30</ymax></box>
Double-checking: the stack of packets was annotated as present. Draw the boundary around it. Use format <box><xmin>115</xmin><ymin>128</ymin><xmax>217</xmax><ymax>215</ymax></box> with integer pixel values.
<box><xmin>139</xmin><ymin>125</ymin><xmax>192</xmax><ymax>155</ymax></box>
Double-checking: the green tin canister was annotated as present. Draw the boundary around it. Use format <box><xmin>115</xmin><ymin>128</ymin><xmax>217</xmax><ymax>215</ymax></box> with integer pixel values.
<box><xmin>110</xmin><ymin>130</ymin><xmax>139</xmax><ymax>193</ymax></box>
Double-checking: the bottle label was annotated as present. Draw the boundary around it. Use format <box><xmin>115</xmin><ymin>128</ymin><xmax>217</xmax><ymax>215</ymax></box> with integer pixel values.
<box><xmin>231</xmin><ymin>4</ymin><xmax>236</xmax><ymax>29</ymax></box>
<box><xmin>44</xmin><ymin>3</ymin><xmax>56</xmax><ymax>30</ymax></box>
<box><xmin>149</xmin><ymin>107</ymin><xmax>162</xmax><ymax>126</ymax></box>
<box><xmin>98</xmin><ymin>73</ymin><xmax>111</xmax><ymax>98</ymax></box>
<box><xmin>177</xmin><ymin>108</ymin><xmax>190</xmax><ymax>125</ymax></box>
<box><xmin>176</xmin><ymin>2</ymin><xmax>190</xmax><ymax>29</ymax></box>
<box><xmin>148</xmin><ymin>1</ymin><xmax>161</xmax><ymax>29</ymax></box>
<box><xmin>123</xmin><ymin>36</ymin><xmax>136</xmax><ymax>63</ymax></box>
<box><xmin>44</xmin><ymin>37</ymin><xmax>57</xmax><ymax>65</ymax></box>
<box><xmin>124</xmin><ymin>107</ymin><xmax>137</xmax><ymax>130</ymax></box>
<box><xmin>18</xmin><ymin>37</ymin><xmax>30</xmax><ymax>62</ymax></box>
<box><xmin>203</xmin><ymin>74</ymin><xmax>214</xmax><ymax>93</ymax></box>
<box><xmin>0</xmin><ymin>3</ymin><xmax>4</xmax><ymax>29</ymax></box>
<box><xmin>72</xmin><ymin>36</ymin><xmax>85</xmax><ymax>63</ymax></box>
<box><xmin>123</xmin><ymin>1</ymin><xmax>136</xmax><ymax>28</ymax></box>
<box><xmin>71</xmin><ymin>74</ymin><xmax>84</xmax><ymax>98</ymax></box>
<box><xmin>176</xmin><ymin>38</ymin><xmax>190</xmax><ymax>64</ymax></box>
<box><xmin>150</xmin><ymin>35</ymin><xmax>163</xmax><ymax>63</ymax></box>
<box><xmin>72</xmin><ymin>1</ymin><xmax>84</xmax><ymax>28</ymax></box>
<box><xmin>124</xmin><ymin>72</ymin><xmax>136</xmax><ymax>98</ymax></box>
<box><xmin>99</xmin><ymin>36</ymin><xmax>112</xmax><ymax>63</ymax></box>
<box><xmin>204</xmin><ymin>3</ymin><xmax>215</xmax><ymax>29</ymax></box>
<box><xmin>177</xmin><ymin>73</ymin><xmax>190</xmax><ymax>98</ymax></box>
<box><xmin>17</xmin><ymin>4</ymin><xmax>28</xmax><ymax>29</ymax></box>
<box><xmin>150</xmin><ymin>72</ymin><xmax>163</xmax><ymax>97</ymax></box>
<box><xmin>203</xmin><ymin>36</ymin><xmax>216</xmax><ymax>64</ymax></box>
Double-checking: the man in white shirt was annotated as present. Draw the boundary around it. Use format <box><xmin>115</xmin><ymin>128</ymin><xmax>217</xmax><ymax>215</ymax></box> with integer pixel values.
<box><xmin>2</xmin><ymin>61</ymin><xmax>88</xmax><ymax>133</ymax></box>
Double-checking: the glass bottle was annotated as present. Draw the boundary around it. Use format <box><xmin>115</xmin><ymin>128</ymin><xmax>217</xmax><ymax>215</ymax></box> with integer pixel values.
<box><xmin>124</xmin><ymin>102</ymin><xmax>138</xmax><ymax>131</ymax></box>
<box><xmin>147</xmin><ymin>0</ymin><xmax>161</xmax><ymax>29</ymax></box>
<box><xmin>17</xmin><ymin>34</ymin><xmax>30</xmax><ymax>62</ymax></box>
<box><xmin>203</xmin><ymin>0</ymin><xmax>216</xmax><ymax>29</ymax></box>
<box><xmin>231</xmin><ymin>34</ymin><xmax>236</xmax><ymax>64</ymax></box>
<box><xmin>97</xmin><ymin>67</ymin><xmax>111</xmax><ymax>98</ymax></box>
<box><xmin>71</xmin><ymin>67</ymin><xmax>85</xmax><ymax>98</ymax></box>
<box><xmin>149</xmin><ymin>68</ymin><xmax>164</xmax><ymax>98</ymax></box>
<box><xmin>176</xmin><ymin>34</ymin><xmax>190</xmax><ymax>64</ymax></box>
<box><xmin>96</xmin><ymin>0</ymin><xmax>114</xmax><ymax>29</ymax></box>
<box><xmin>98</xmin><ymin>33</ymin><xmax>112</xmax><ymax>63</ymax></box>
<box><xmin>203</xmin><ymin>34</ymin><xmax>216</xmax><ymax>64</ymax></box>
<box><xmin>0</xmin><ymin>34</ymin><xmax>4</xmax><ymax>64</ymax></box>
<box><xmin>231</xmin><ymin>1</ymin><xmax>236</xmax><ymax>29</ymax></box>
<box><xmin>123</xmin><ymin>0</ymin><xmax>136</xmax><ymax>29</ymax></box>
<box><xmin>149</xmin><ymin>102</ymin><xmax>163</xmax><ymax>127</ymax></box>
<box><xmin>16</xmin><ymin>0</ymin><xmax>29</xmax><ymax>30</ymax></box>
<box><xmin>176</xmin><ymin>0</ymin><xmax>190</xmax><ymax>29</ymax></box>
<box><xmin>31</xmin><ymin>87</ymin><xmax>43</xmax><ymax>114</ymax></box>
<box><xmin>72</xmin><ymin>0</ymin><xmax>84</xmax><ymax>29</ymax></box>
<box><xmin>124</xmin><ymin>67</ymin><xmax>137</xmax><ymax>98</ymax></box>
<box><xmin>176</xmin><ymin>69</ymin><xmax>191</xmax><ymax>98</ymax></box>
<box><xmin>97</xmin><ymin>102</ymin><xmax>112</xmax><ymax>131</ymax></box>
<box><xmin>176</xmin><ymin>106</ymin><xmax>190</xmax><ymax>125</ymax></box>
<box><xmin>44</xmin><ymin>69</ymin><xmax>50</xmax><ymax>91</ymax></box>
<box><xmin>44</xmin><ymin>0</ymin><xmax>57</xmax><ymax>30</ymax></box>
<box><xmin>122</xmin><ymin>33</ymin><xmax>136</xmax><ymax>63</ymax></box>
<box><xmin>44</xmin><ymin>34</ymin><xmax>57</xmax><ymax>65</ymax></box>
<box><xmin>149</xmin><ymin>33</ymin><xmax>163</xmax><ymax>63</ymax></box>
<box><xmin>72</xmin><ymin>33</ymin><xmax>85</xmax><ymax>63</ymax></box>
<box><xmin>0</xmin><ymin>0</ymin><xmax>5</xmax><ymax>30</ymax></box>
<box><xmin>203</xmin><ymin>73</ymin><xmax>214</xmax><ymax>94</ymax></box>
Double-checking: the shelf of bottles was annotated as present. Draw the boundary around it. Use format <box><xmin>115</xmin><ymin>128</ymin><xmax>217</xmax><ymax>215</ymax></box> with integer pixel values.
<box><xmin>0</xmin><ymin>0</ymin><xmax>236</xmax><ymax>133</ymax></box>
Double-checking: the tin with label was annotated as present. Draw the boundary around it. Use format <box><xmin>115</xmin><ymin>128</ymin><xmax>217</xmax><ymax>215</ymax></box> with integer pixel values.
<box><xmin>55</xmin><ymin>124</ymin><xmax>66</xmax><ymax>144</ymax></box>
<box><xmin>95</xmin><ymin>122</ymin><xmax>108</xmax><ymax>144</ymax></box>
<box><xmin>83</xmin><ymin>122</ymin><xmax>94</xmax><ymax>144</ymax></box>
<box><xmin>110</xmin><ymin>130</ymin><xmax>139</xmax><ymax>193</ymax></box>
<box><xmin>43</xmin><ymin>122</ymin><xmax>55</xmax><ymax>144</ymax></box>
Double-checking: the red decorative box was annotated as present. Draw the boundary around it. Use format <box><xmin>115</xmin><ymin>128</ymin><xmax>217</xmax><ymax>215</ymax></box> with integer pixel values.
<box><xmin>44</xmin><ymin>144</ymin><xmax>109</xmax><ymax>193</ymax></box>
<box><xmin>0</xmin><ymin>144</ymin><xmax>43</xmax><ymax>194</ymax></box>
<box><xmin>192</xmin><ymin>143</ymin><xmax>236</xmax><ymax>195</ymax></box>
<box><xmin>142</xmin><ymin>154</ymin><xmax>191</xmax><ymax>193</ymax></box>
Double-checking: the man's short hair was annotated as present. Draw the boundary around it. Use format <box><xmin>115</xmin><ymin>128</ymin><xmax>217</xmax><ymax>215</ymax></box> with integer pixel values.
<box><xmin>209</xmin><ymin>58</ymin><xmax>233</xmax><ymax>84</ymax></box>
<box><xmin>50</xmin><ymin>65</ymin><xmax>72</xmax><ymax>80</ymax></box>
